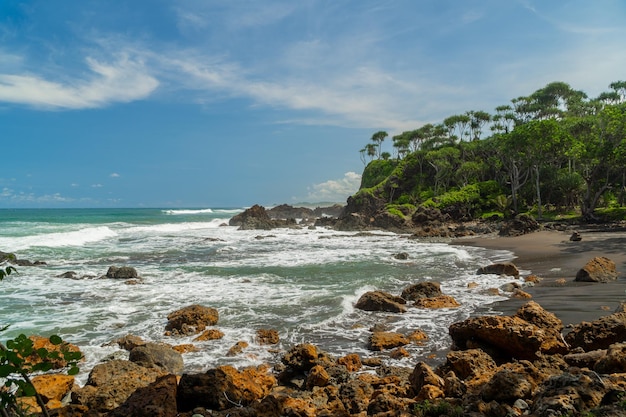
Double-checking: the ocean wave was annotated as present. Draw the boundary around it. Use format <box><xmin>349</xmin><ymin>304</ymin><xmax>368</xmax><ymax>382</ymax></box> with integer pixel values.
<box><xmin>162</xmin><ymin>209</ymin><xmax>214</xmax><ymax>215</ymax></box>
<box><xmin>0</xmin><ymin>226</ymin><xmax>117</xmax><ymax>251</ymax></box>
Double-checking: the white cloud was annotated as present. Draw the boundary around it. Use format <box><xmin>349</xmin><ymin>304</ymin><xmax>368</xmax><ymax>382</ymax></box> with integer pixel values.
<box><xmin>0</xmin><ymin>54</ymin><xmax>159</xmax><ymax>109</ymax></box>
<box><xmin>110</xmin><ymin>173</ymin><xmax>120</xmax><ymax>178</ymax></box>
<box><xmin>305</xmin><ymin>172</ymin><xmax>361</xmax><ymax>203</ymax></box>
<box><xmin>91</xmin><ymin>184</ymin><xmax>103</xmax><ymax>188</ymax></box>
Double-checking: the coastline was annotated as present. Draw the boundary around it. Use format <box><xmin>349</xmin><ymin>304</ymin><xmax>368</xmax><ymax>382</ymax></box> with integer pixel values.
<box><xmin>454</xmin><ymin>227</ymin><xmax>626</xmax><ymax>326</ymax></box>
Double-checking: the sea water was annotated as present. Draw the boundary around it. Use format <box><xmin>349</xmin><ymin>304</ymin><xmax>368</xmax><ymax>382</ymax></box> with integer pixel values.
<box><xmin>0</xmin><ymin>208</ymin><xmax>514</xmax><ymax>384</ymax></box>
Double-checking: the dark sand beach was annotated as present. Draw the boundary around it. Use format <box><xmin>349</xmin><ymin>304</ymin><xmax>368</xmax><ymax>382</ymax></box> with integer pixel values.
<box><xmin>455</xmin><ymin>226</ymin><xmax>626</xmax><ymax>326</ymax></box>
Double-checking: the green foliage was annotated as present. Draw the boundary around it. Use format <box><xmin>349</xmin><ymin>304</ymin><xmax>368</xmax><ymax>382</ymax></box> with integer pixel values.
<box><xmin>385</xmin><ymin>204</ymin><xmax>416</xmax><ymax>219</ymax></box>
<box><xmin>0</xmin><ymin>267</ymin><xmax>82</xmax><ymax>416</ymax></box>
<box><xmin>360</xmin><ymin>159</ymin><xmax>398</xmax><ymax>189</ymax></box>
<box><xmin>413</xmin><ymin>400</ymin><xmax>463</xmax><ymax>417</ymax></box>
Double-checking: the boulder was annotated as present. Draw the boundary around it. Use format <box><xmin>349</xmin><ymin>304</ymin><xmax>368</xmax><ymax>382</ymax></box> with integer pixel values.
<box><xmin>115</xmin><ymin>334</ymin><xmax>147</xmax><ymax>351</ymax></box>
<box><xmin>401</xmin><ymin>281</ymin><xmax>442</xmax><ymax>301</ymax></box>
<box><xmin>105</xmin><ymin>266</ymin><xmax>139</xmax><ymax>279</ymax></box>
<box><xmin>72</xmin><ymin>359</ymin><xmax>166</xmax><ymax>413</ymax></box>
<box><xmin>441</xmin><ymin>348</ymin><xmax>497</xmax><ymax>381</ymax></box>
<box><xmin>337</xmin><ymin>353</ymin><xmax>362</xmax><ymax>372</ymax></box>
<box><xmin>267</xmin><ymin>204</ymin><xmax>314</xmax><ymax>220</ymax></box>
<box><xmin>281</xmin><ymin>343</ymin><xmax>324</xmax><ymax>372</ymax></box>
<box><xmin>565</xmin><ymin>311</ymin><xmax>626</xmax><ymax>351</ymax></box>
<box><xmin>108</xmin><ymin>374</ymin><xmax>178</xmax><ymax>417</ymax></box>
<box><xmin>193</xmin><ymin>328</ymin><xmax>225</xmax><ymax>341</ymax></box>
<box><xmin>18</xmin><ymin>374</ymin><xmax>76</xmax><ymax>413</ymax></box>
<box><xmin>449</xmin><ymin>315</ymin><xmax>568</xmax><ymax>360</ymax></box>
<box><xmin>409</xmin><ymin>362</ymin><xmax>444</xmax><ymax>395</ymax></box>
<box><xmin>128</xmin><ymin>343</ymin><xmax>184</xmax><ymax>374</ymax></box>
<box><xmin>594</xmin><ymin>342</ymin><xmax>626</xmax><ymax>374</ymax></box>
<box><xmin>477</xmin><ymin>262</ymin><xmax>520</xmax><ymax>277</ymax></box>
<box><xmin>368</xmin><ymin>332</ymin><xmax>410</xmax><ymax>351</ymax></box>
<box><xmin>575</xmin><ymin>256</ymin><xmax>618</xmax><ymax>282</ymax></box>
<box><xmin>354</xmin><ymin>290</ymin><xmax>407</xmax><ymax>313</ymax></box>
<box><xmin>306</xmin><ymin>364</ymin><xmax>331</xmax><ymax>389</ymax></box>
<box><xmin>515</xmin><ymin>301</ymin><xmax>564</xmax><ymax>334</ymax></box>
<box><xmin>480</xmin><ymin>361</ymin><xmax>543</xmax><ymax>402</ymax></box>
<box><xmin>165</xmin><ymin>304</ymin><xmax>219</xmax><ymax>336</ymax></box>
<box><xmin>229</xmin><ymin>204</ymin><xmax>294</xmax><ymax>230</ymax></box>
<box><xmin>176</xmin><ymin>365</ymin><xmax>276</xmax><ymax>411</ymax></box>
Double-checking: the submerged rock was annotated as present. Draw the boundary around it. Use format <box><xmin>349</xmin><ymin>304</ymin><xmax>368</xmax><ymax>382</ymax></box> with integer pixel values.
<box><xmin>165</xmin><ymin>304</ymin><xmax>219</xmax><ymax>336</ymax></box>
<box><xmin>354</xmin><ymin>290</ymin><xmax>407</xmax><ymax>313</ymax></box>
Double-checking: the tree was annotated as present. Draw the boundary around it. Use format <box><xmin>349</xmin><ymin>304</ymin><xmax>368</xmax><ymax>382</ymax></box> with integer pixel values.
<box><xmin>467</xmin><ymin>110</ymin><xmax>491</xmax><ymax>140</ymax></box>
<box><xmin>371</xmin><ymin>131</ymin><xmax>388</xmax><ymax>159</ymax></box>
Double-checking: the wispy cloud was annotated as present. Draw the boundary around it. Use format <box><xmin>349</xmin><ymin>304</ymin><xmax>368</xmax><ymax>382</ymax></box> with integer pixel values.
<box><xmin>0</xmin><ymin>54</ymin><xmax>158</xmax><ymax>109</ymax></box>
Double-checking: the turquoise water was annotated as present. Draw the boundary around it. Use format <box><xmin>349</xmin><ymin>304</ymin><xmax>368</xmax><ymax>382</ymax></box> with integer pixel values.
<box><xmin>0</xmin><ymin>208</ymin><xmax>513</xmax><ymax>382</ymax></box>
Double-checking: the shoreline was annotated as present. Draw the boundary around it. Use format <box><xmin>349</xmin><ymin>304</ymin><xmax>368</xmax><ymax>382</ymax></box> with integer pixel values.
<box><xmin>453</xmin><ymin>227</ymin><xmax>626</xmax><ymax>326</ymax></box>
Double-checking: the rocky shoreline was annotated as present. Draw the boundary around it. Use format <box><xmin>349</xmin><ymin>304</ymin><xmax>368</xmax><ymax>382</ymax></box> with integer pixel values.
<box><xmin>6</xmin><ymin>204</ymin><xmax>626</xmax><ymax>416</ymax></box>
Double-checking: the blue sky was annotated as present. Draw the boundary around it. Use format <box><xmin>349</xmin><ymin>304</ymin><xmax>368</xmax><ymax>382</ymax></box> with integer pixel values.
<box><xmin>0</xmin><ymin>0</ymin><xmax>624</xmax><ymax>208</ymax></box>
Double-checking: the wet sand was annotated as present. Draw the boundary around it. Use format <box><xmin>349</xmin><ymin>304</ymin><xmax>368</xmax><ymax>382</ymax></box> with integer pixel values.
<box><xmin>454</xmin><ymin>227</ymin><xmax>626</xmax><ymax>327</ymax></box>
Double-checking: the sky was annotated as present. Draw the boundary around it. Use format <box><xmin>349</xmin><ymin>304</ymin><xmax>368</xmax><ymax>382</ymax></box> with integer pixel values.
<box><xmin>0</xmin><ymin>0</ymin><xmax>625</xmax><ymax>208</ymax></box>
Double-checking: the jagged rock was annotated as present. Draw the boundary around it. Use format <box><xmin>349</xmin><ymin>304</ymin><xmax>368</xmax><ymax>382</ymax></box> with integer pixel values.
<box><xmin>449</xmin><ymin>315</ymin><xmax>568</xmax><ymax>360</ymax></box>
<box><xmin>105</xmin><ymin>266</ymin><xmax>138</xmax><ymax>279</ymax></box>
<box><xmin>72</xmin><ymin>359</ymin><xmax>166</xmax><ymax>413</ymax></box>
<box><xmin>226</xmin><ymin>341</ymin><xmax>249</xmax><ymax>356</ymax></box>
<box><xmin>401</xmin><ymin>281</ymin><xmax>442</xmax><ymax>301</ymax></box>
<box><xmin>441</xmin><ymin>348</ymin><xmax>497</xmax><ymax>381</ymax></box>
<box><xmin>176</xmin><ymin>365</ymin><xmax>276</xmax><ymax>411</ymax></box>
<box><xmin>115</xmin><ymin>334</ymin><xmax>146</xmax><ymax>351</ymax></box>
<box><xmin>229</xmin><ymin>204</ymin><xmax>296</xmax><ymax>230</ymax></box>
<box><xmin>393</xmin><ymin>252</ymin><xmax>409</xmax><ymax>260</ymax></box>
<box><xmin>164</xmin><ymin>304</ymin><xmax>219</xmax><ymax>336</ymax></box>
<box><xmin>413</xmin><ymin>295</ymin><xmax>460</xmax><ymax>309</ymax></box>
<box><xmin>282</xmin><ymin>343</ymin><xmax>323</xmax><ymax>372</ymax></box>
<box><xmin>354</xmin><ymin>290</ymin><xmax>407</xmax><ymax>313</ymax></box>
<box><xmin>408</xmin><ymin>329</ymin><xmax>429</xmax><ymax>345</ymax></box>
<box><xmin>128</xmin><ymin>343</ymin><xmax>184</xmax><ymax>374</ymax></box>
<box><xmin>530</xmin><ymin>370</ymin><xmax>608</xmax><ymax>416</ymax></box>
<box><xmin>306</xmin><ymin>365</ymin><xmax>331</xmax><ymax>389</ymax></box>
<box><xmin>499</xmin><ymin>214</ymin><xmax>540</xmax><ymax>236</ymax></box>
<box><xmin>56</xmin><ymin>271</ymin><xmax>78</xmax><ymax>279</ymax></box>
<box><xmin>570</xmin><ymin>231</ymin><xmax>582</xmax><ymax>241</ymax></box>
<box><xmin>564</xmin><ymin>349</ymin><xmax>607</xmax><ymax>369</ymax></box>
<box><xmin>256</xmin><ymin>328</ymin><xmax>279</xmax><ymax>345</ymax></box>
<box><xmin>17</xmin><ymin>374</ymin><xmax>76</xmax><ymax>413</ymax></box>
<box><xmin>0</xmin><ymin>251</ymin><xmax>17</xmax><ymax>263</ymax></box>
<box><xmin>267</xmin><ymin>204</ymin><xmax>314</xmax><ymax>220</ymax></box>
<box><xmin>108</xmin><ymin>374</ymin><xmax>178</xmax><ymax>417</ymax></box>
<box><xmin>481</xmin><ymin>361</ymin><xmax>543</xmax><ymax>402</ymax></box>
<box><xmin>575</xmin><ymin>256</ymin><xmax>618</xmax><ymax>282</ymax></box>
<box><xmin>565</xmin><ymin>311</ymin><xmax>626</xmax><ymax>351</ymax></box>
<box><xmin>477</xmin><ymin>262</ymin><xmax>520</xmax><ymax>277</ymax></box>
<box><xmin>411</xmin><ymin>206</ymin><xmax>446</xmax><ymax>225</ymax></box>
<box><xmin>339</xmin><ymin>379</ymin><xmax>374</xmax><ymax>414</ymax></box>
<box><xmin>409</xmin><ymin>362</ymin><xmax>444</xmax><ymax>395</ymax></box>
<box><xmin>515</xmin><ymin>301</ymin><xmax>564</xmax><ymax>334</ymax></box>
<box><xmin>368</xmin><ymin>332</ymin><xmax>410</xmax><ymax>351</ymax></box>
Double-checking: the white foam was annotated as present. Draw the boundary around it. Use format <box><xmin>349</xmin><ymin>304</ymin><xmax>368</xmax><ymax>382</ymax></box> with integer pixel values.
<box><xmin>0</xmin><ymin>226</ymin><xmax>117</xmax><ymax>250</ymax></box>
<box><xmin>162</xmin><ymin>209</ymin><xmax>214</xmax><ymax>215</ymax></box>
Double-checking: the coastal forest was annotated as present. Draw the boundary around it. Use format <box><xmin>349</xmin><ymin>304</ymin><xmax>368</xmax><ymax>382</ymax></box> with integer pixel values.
<box><xmin>355</xmin><ymin>80</ymin><xmax>626</xmax><ymax>223</ymax></box>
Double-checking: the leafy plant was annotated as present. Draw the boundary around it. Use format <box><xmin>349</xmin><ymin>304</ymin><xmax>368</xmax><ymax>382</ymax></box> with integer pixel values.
<box><xmin>0</xmin><ymin>267</ymin><xmax>82</xmax><ymax>417</ymax></box>
<box><xmin>413</xmin><ymin>399</ymin><xmax>463</xmax><ymax>417</ymax></box>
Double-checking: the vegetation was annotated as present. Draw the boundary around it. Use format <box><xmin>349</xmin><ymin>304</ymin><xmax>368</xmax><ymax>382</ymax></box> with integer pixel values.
<box><xmin>1</xmin><ymin>266</ymin><xmax>82</xmax><ymax>417</ymax></box>
<box><xmin>413</xmin><ymin>400</ymin><xmax>463</xmax><ymax>417</ymax></box>
<box><xmin>358</xmin><ymin>80</ymin><xmax>626</xmax><ymax>222</ymax></box>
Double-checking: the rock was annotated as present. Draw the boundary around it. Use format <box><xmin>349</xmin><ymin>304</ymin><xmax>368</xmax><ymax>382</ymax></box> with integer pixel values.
<box><xmin>449</xmin><ymin>315</ymin><xmax>568</xmax><ymax>360</ymax></box>
<box><xmin>368</xmin><ymin>332</ymin><xmax>410</xmax><ymax>351</ymax></box>
<box><xmin>441</xmin><ymin>348</ymin><xmax>497</xmax><ymax>381</ymax></box>
<box><xmin>400</xmin><ymin>281</ymin><xmax>442</xmax><ymax>301</ymax></box>
<box><xmin>229</xmin><ymin>204</ymin><xmax>296</xmax><ymax>230</ymax></box>
<box><xmin>282</xmin><ymin>343</ymin><xmax>322</xmax><ymax>372</ymax></box>
<box><xmin>393</xmin><ymin>252</ymin><xmax>409</xmax><ymax>260</ymax></box>
<box><xmin>72</xmin><ymin>359</ymin><xmax>166</xmax><ymax>413</ymax></box>
<box><xmin>354</xmin><ymin>290</ymin><xmax>407</xmax><ymax>313</ymax></box>
<box><xmin>165</xmin><ymin>304</ymin><xmax>219</xmax><ymax>336</ymax></box>
<box><xmin>306</xmin><ymin>365</ymin><xmax>331</xmax><ymax>389</ymax></box>
<box><xmin>226</xmin><ymin>341</ymin><xmax>249</xmax><ymax>356</ymax></box>
<box><xmin>0</xmin><ymin>251</ymin><xmax>17</xmax><ymax>263</ymax></box>
<box><xmin>128</xmin><ymin>343</ymin><xmax>184</xmax><ymax>374</ymax></box>
<box><xmin>339</xmin><ymin>379</ymin><xmax>374</xmax><ymax>414</ymax></box>
<box><xmin>408</xmin><ymin>329</ymin><xmax>429</xmax><ymax>345</ymax></box>
<box><xmin>594</xmin><ymin>342</ymin><xmax>626</xmax><ymax>373</ymax></box>
<box><xmin>575</xmin><ymin>256</ymin><xmax>618</xmax><ymax>282</ymax></box>
<box><xmin>413</xmin><ymin>295</ymin><xmax>460</xmax><ymax>309</ymax></box>
<box><xmin>108</xmin><ymin>374</ymin><xmax>178</xmax><ymax>417</ymax></box>
<box><xmin>105</xmin><ymin>266</ymin><xmax>139</xmax><ymax>279</ymax></box>
<box><xmin>24</xmin><ymin>335</ymin><xmax>82</xmax><ymax>370</ymax></box>
<box><xmin>115</xmin><ymin>334</ymin><xmax>147</xmax><ymax>351</ymax></box>
<box><xmin>56</xmin><ymin>271</ymin><xmax>78</xmax><ymax>279</ymax></box>
<box><xmin>564</xmin><ymin>349</ymin><xmax>607</xmax><ymax>369</ymax></box>
<box><xmin>337</xmin><ymin>353</ymin><xmax>362</xmax><ymax>372</ymax></box>
<box><xmin>565</xmin><ymin>311</ymin><xmax>626</xmax><ymax>351</ymax></box>
<box><xmin>256</xmin><ymin>328</ymin><xmax>279</xmax><ymax>345</ymax></box>
<box><xmin>515</xmin><ymin>301</ymin><xmax>564</xmax><ymax>334</ymax></box>
<box><xmin>176</xmin><ymin>365</ymin><xmax>276</xmax><ymax>411</ymax></box>
<box><xmin>499</xmin><ymin>214</ymin><xmax>540</xmax><ymax>236</ymax></box>
<box><xmin>19</xmin><ymin>374</ymin><xmax>76</xmax><ymax>412</ymax></box>
<box><xmin>531</xmin><ymin>370</ymin><xmax>608</xmax><ymax>416</ymax></box>
<box><xmin>477</xmin><ymin>262</ymin><xmax>520</xmax><ymax>277</ymax></box>
<box><xmin>570</xmin><ymin>231</ymin><xmax>582</xmax><ymax>241</ymax></box>
<box><xmin>193</xmin><ymin>328</ymin><xmax>225</xmax><ymax>341</ymax></box>
<box><xmin>481</xmin><ymin>361</ymin><xmax>542</xmax><ymax>402</ymax></box>
<box><xmin>267</xmin><ymin>204</ymin><xmax>315</xmax><ymax>220</ymax></box>
<box><xmin>409</xmin><ymin>362</ymin><xmax>444</xmax><ymax>394</ymax></box>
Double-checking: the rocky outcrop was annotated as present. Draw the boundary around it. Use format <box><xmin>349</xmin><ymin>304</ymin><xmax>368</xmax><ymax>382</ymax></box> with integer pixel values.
<box><xmin>109</xmin><ymin>374</ymin><xmax>178</xmax><ymax>417</ymax></box>
<box><xmin>0</xmin><ymin>250</ymin><xmax>46</xmax><ymax>266</ymax></box>
<box><xmin>229</xmin><ymin>204</ymin><xmax>297</xmax><ymax>230</ymax></box>
<box><xmin>401</xmin><ymin>281</ymin><xmax>442</xmax><ymax>301</ymax></box>
<box><xmin>354</xmin><ymin>290</ymin><xmax>407</xmax><ymax>313</ymax></box>
<box><xmin>413</xmin><ymin>295</ymin><xmax>460</xmax><ymax>309</ymax></box>
<box><xmin>575</xmin><ymin>256</ymin><xmax>618</xmax><ymax>282</ymax></box>
<box><xmin>128</xmin><ymin>342</ymin><xmax>184</xmax><ymax>374</ymax></box>
<box><xmin>104</xmin><ymin>265</ymin><xmax>139</xmax><ymax>279</ymax></box>
<box><xmin>565</xmin><ymin>311</ymin><xmax>626</xmax><ymax>351</ymax></box>
<box><xmin>368</xmin><ymin>332</ymin><xmax>410</xmax><ymax>351</ymax></box>
<box><xmin>498</xmin><ymin>214</ymin><xmax>540</xmax><ymax>236</ymax></box>
<box><xmin>164</xmin><ymin>304</ymin><xmax>219</xmax><ymax>336</ymax></box>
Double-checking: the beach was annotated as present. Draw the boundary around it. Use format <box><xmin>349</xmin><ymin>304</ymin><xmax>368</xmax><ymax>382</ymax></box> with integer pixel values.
<box><xmin>456</xmin><ymin>226</ymin><xmax>626</xmax><ymax>326</ymax></box>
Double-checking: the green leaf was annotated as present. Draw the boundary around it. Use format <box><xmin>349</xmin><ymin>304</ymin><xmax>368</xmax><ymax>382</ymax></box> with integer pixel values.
<box><xmin>67</xmin><ymin>366</ymin><xmax>80</xmax><ymax>376</ymax></box>
<box><xmin>49</xmin><ymin>335</ymin><xmax>63</xmax><ymax>345</ymax></box>
<box><xmin>0</xmin><ymin>364</ymin><xmax>16</xmax><ymax>377</ymax></box>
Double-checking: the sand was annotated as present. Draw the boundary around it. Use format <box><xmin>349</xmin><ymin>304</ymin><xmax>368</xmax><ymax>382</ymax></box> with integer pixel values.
<box><xmin>454</xmin><ymin>226</ymin><xmax>626</xmax><ymax>326</ymax></box>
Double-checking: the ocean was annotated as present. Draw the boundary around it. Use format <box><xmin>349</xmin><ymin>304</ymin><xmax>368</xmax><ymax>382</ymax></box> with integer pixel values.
<box><xmin>0</xmin><ymin>208</ymin><xmax>515</xmax><ymax>383</ymax></box>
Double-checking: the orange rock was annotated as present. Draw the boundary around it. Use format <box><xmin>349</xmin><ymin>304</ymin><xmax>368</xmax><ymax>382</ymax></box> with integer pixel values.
<box><xmin>416</xmin><ymin>384</ymin><xmax>445</xmax><ymax>401</ymax></box>
<box><xmin>165</xmin><ymin>304</ymin><xmax>219</xmax><ymax>336</ymax></box>
<box><xmin>193</xmin><ymin>328</ymin><xmax>224</xmax><ymax>341</ymax></box>
<box><xmin>26</xmin><ymin>336</ymin><xmax>82</xmax><ymax>369</ymax></box>
<box><xmin>414</xmin><ymin>295</ymin><xmax>460</xmax><ymax>309</ymax></box>
<box><xmin>368</xmin><ymin>332</ymin><xmax>410</xmax><ymax>351</ymax></box>
<box><xmin>408</xmin><ymin>329</ymin><xmax>429</xmax><ymax>345</ymax></box>
<box><xmin>390</xmin><ymin>347</ymin><xmax>410</xmax><ymax>359</ymax></box>
<box><xmin>338</xmin><ymin>353</ymin><xmax>362</xmax><ymax>372</ymax></box>
<box><xmin>512</xmin><ymin>289</ymin><xmax>532</xmax><ymax>299</ymax></box>
<box><xmin>227</xmin><ymin>341</ymin><xmax>249</xmax><ymax>356</ymax></box>
<box><xmin>525</xmin><ymin>275</ymin><xmax>542</xmax><ymax>283</ymax></box>
<box><xmin>32</xmin><ymin>374</ymin><xmax>75</xmax><ymax>402</ymax></box>
<box><xmin>306</xmin><ymin>365</ymin><xmax>330</xmax><ymax>388</ymax></box>
<box><xmin>172</xmin><ymin>343</ymin><xmax>199</xmax><ymax>353</ymax></box>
